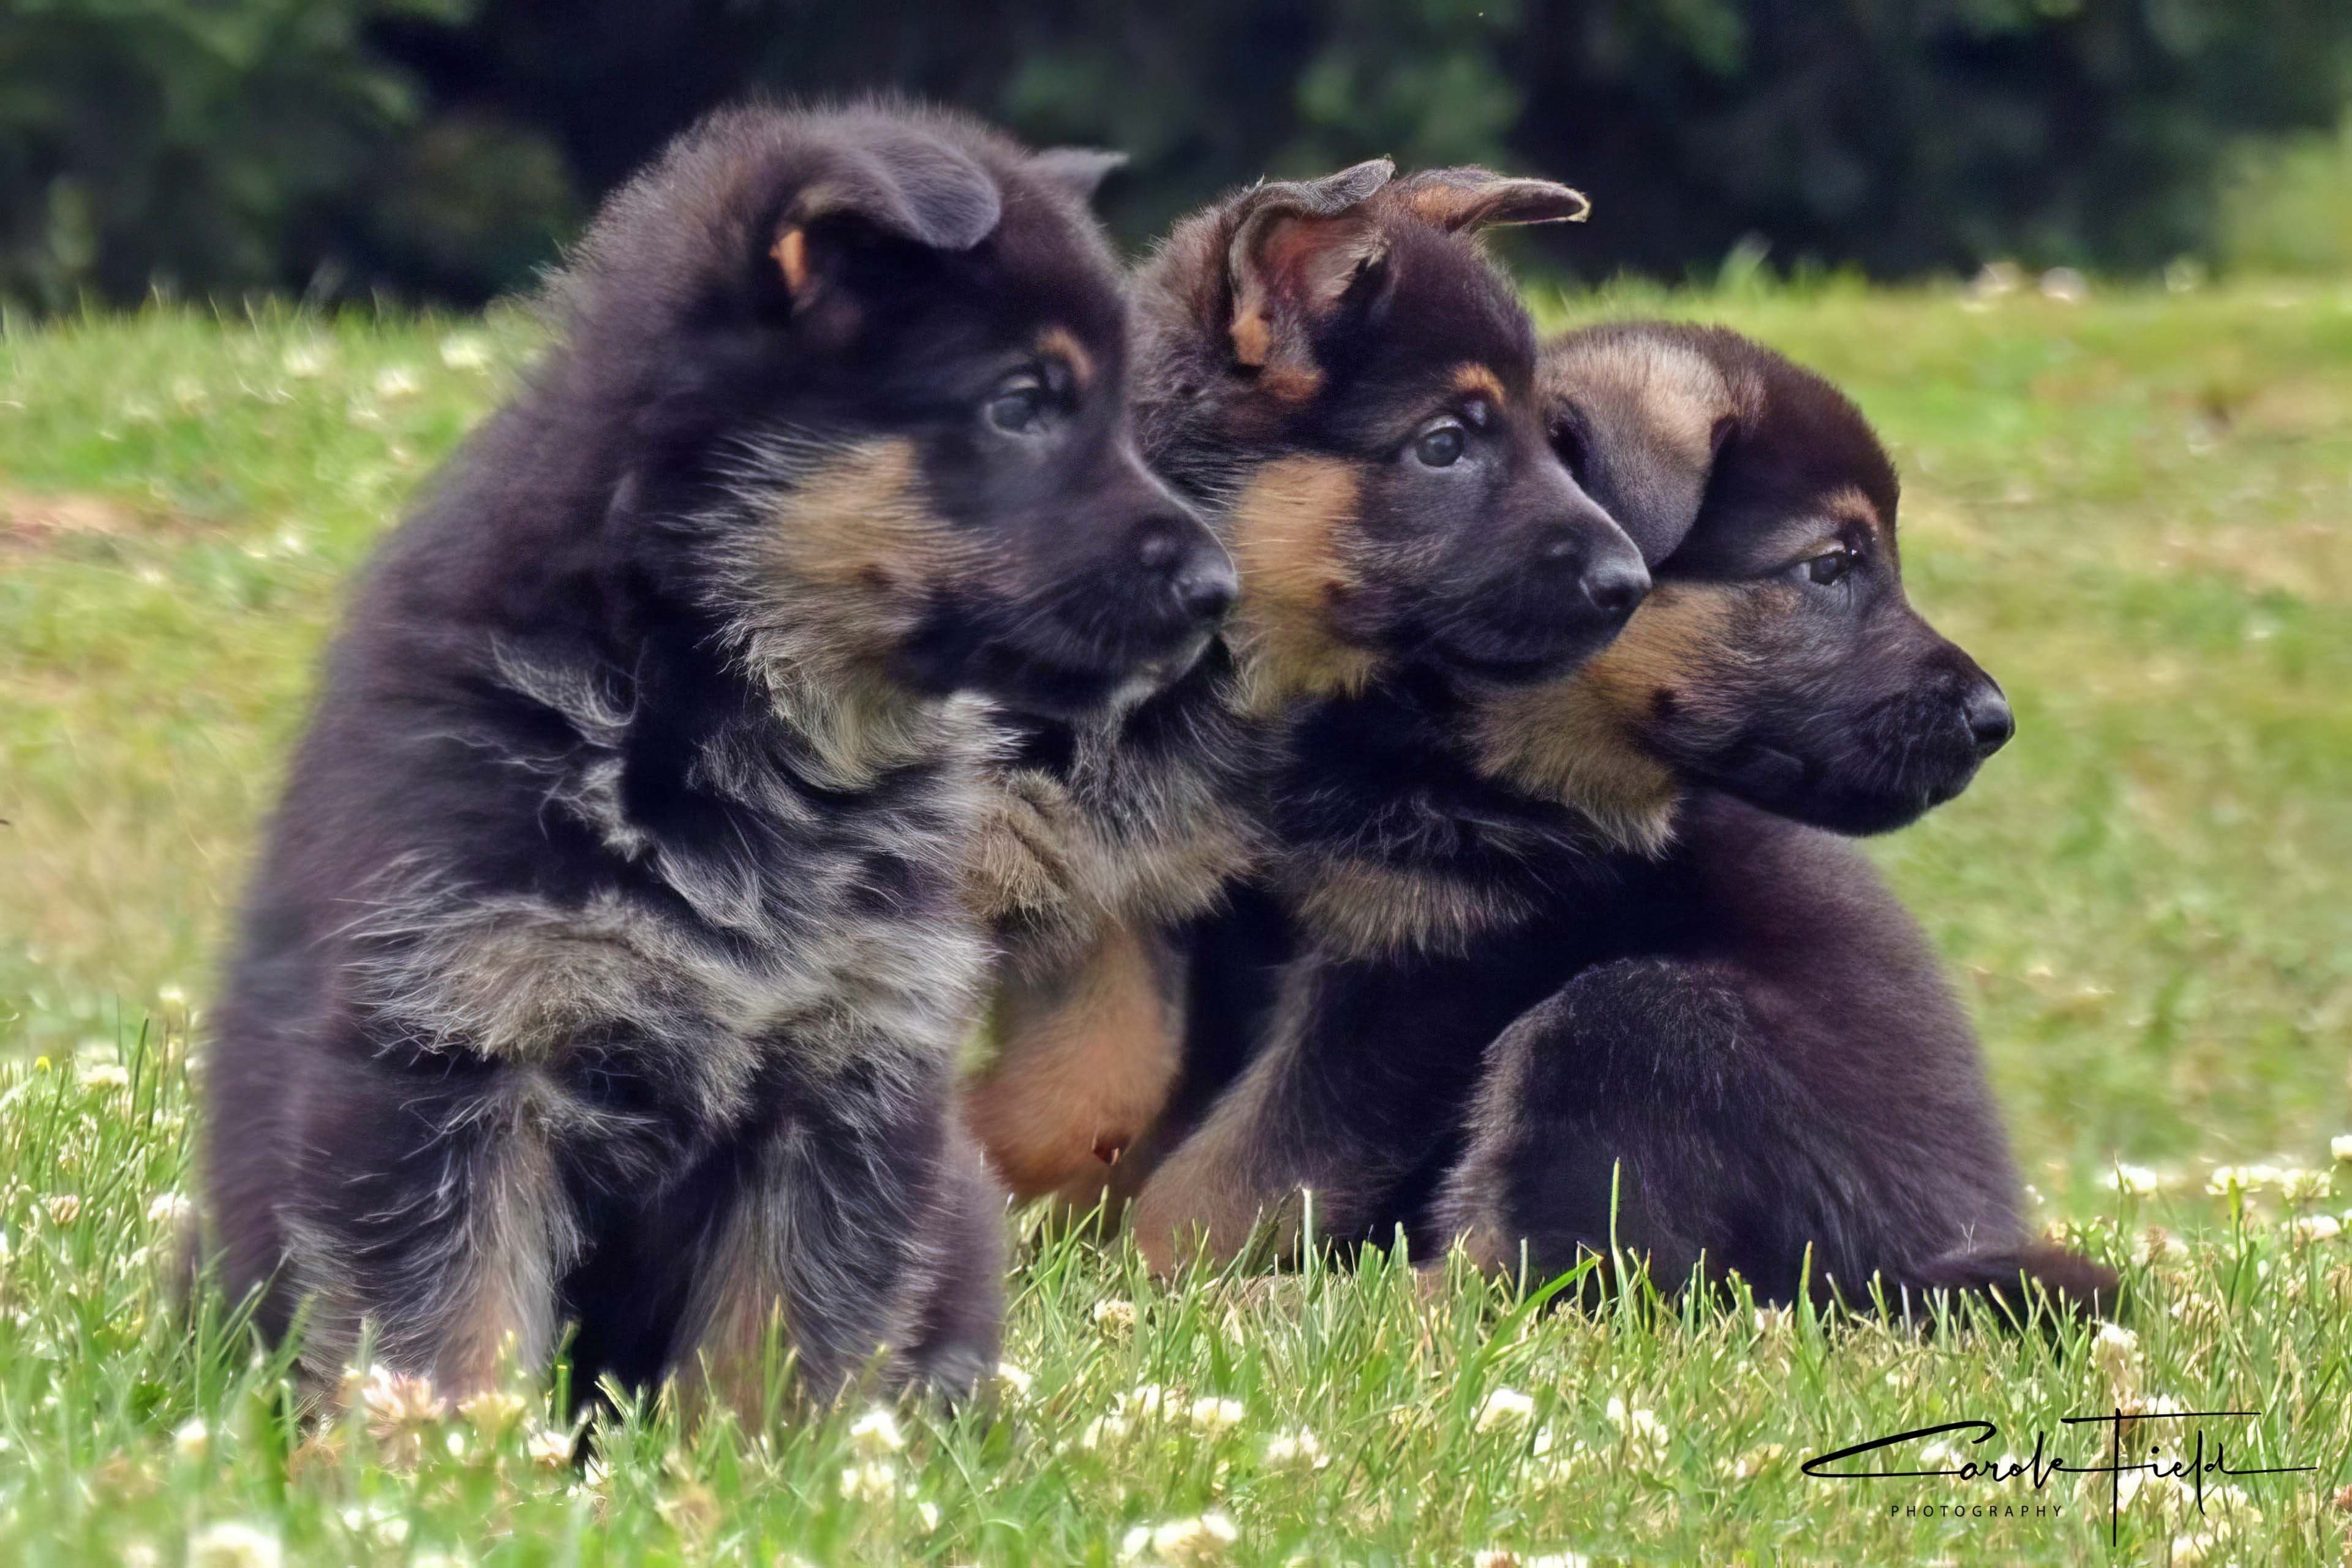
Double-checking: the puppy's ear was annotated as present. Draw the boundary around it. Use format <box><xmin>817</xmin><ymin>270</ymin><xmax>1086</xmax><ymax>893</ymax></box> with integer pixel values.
<box><xmin>1225</xmin><ymin>158</ymin><xmax>1395</xmax><ymax>380</ymax></box>
<box><xmin>1540</xmin><ymin>330</ymin><xmax>1733</xmax><ymax>564</ymax></box>
<box><xmin>770</xmin><ymin>129</ymin><xmax>1003</xmax><ymax>304</ymax></box>
<box><xmin>1388</xmin><ymin>167</ymin><xmax>1589</xmax><ymax>235</ymax></box>
<box><xmin>1031</xmin><ymin>146</ymin><xmax>1128</xmax><ymax>203</ymax></box>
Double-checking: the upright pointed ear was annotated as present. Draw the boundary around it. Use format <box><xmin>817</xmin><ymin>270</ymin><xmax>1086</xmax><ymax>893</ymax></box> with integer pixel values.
<box><xmin>770</xmin><ymin>130</ymin><xmax>1003</xmax><ymax>303</ymax></box>
<box><xmin>1031</xmin><ymin>146</ymin><xmax>1128</xmax><ymax>203</ymax></box>
<box><xmin>1388</xmin><ymin>167</ymin><xmax>1589</xmax><ymax>235</ymax></box>
<box><xmin>1225</xmin><ymin>159</ymin><xmax>1395</xmax><ymax>380</ymax></box>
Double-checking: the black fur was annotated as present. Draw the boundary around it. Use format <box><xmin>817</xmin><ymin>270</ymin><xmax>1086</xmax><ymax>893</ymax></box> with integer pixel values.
<box><xmin>202</xmin><ymin>102</ymin><xmax>1231</xmax><ymax>1410</ymax></box>
<box><xmin>1131</xmin><ymin>323</ymin><xmax>2116</xmax><ymax>1321</ymax></box>
<box><xmin>960</xmin><ymin>162</ymin><xmax>1643</xmax><ymax>1205</ymax></box>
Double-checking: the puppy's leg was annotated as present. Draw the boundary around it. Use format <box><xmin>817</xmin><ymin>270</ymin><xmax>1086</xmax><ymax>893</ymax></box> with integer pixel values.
<box><xmin>1127</xmin><ymin>953</ymin><xmax>1437</xmax><ymax>1275</ymax></box>
<box><xmin>1431</xmin><ymin>958</ymin><xmax>2114</xmax><ymax>1319</ymax></box>
<box><xmin>682</xmin><ymin>1052</ymin><xmax>998</xmax><ymax>1410</ymax></box>
<box><xmin>1427</xmin><ymin>961</ymin><xmax>1741</xmax><ymax>1298</ymax></box>
<box><xmin>963</xmin><ymin>921</ymin><xmax>1185</xmax><ymax>1204</ymax></box>
<box><xmin>279</xmin><ymin>1057</ymin><xmax>581</xmax><ymax>1401</ymax></box>
<box><xmin>902</xmin><ymin>1119</ymin><xmax>1009</xmax><ymax>1396</ymax></box>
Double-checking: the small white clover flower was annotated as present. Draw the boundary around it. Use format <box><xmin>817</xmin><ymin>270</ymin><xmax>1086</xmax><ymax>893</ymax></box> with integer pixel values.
<box><xmin>438</xmin><ymin>334</ymin><xmax>494</xmax><ymax>372</ymax></box>
<box><xmin>2110</xmin><ymin>1164</ymin><xmax>2163</xmax><ymax>1196</ymax></box>
<box><xmin>2331</xmin><ymin>1135</ymin><xmax>2352</xmax><ymax>1166</ymax></box>
<box><xmin>1475</xmin><ymin>1387</ymin><xmax>1536</xmax><ymax>1433</ymax></box>
<box><xmin>837</xmin><ymin>1460</ymin><xmax>897</xmax><ymax>1503</ymax></box>
<box><xmin>916</xmin><ymin>1501</ymin><xmax>941</xmax><ymax>1532</ymax></box>
<box><xmin>1093</xmin><ymin>1298</ymin><xmax>1138</xmax><ymax>1336</ymax></box>
<box><xmin>849</xmin><ymin>1408</ymin><xmax>905</xmax><ymax>1457</ymax></box>
<box><xmin>172</xmin><ymin>1418</ymin><xmax>210</xmax><ymax>1461</ymax></box>
<box><xmin>2289</xmin><ymin>1213</ymin><xmax>2342</xmax><ymax>1243</ymax></box>
<box><xmin>373</xmin><ymin>367</ymin><xmax>421</xmax><ymax>401</ymax></box>
<box><xmin>1117</xmin><ymin>1384</ymin><xmax>1172</xmax><ymax>1419</ymax></box>
<box><xmin>1605</xmin><ymin>1396</ymin><xmax>1670</xmax><ymax>1455</ymax></box>
<box><xmin>2207</xmin><ymin>1165</ymin><xmax>2263</xmax><ymax>1198</ymax></box>
<box><xmin>78</xmin><ymin>1061</ymin><xmax>130</xmax><ymax>1093</ymax></box>
<box><xmin>44</xmin><ymin>1194</ymin><xmax>81</xmax><ymax>1227</ymax></box>
<box><xmin>186</xmin><ymin>1521</ymin><xmax>283</xmax><ymax>1568</ymax></box>
<box><xmin>992</xmin><ymin>1360</ymin><xmax>1032</xmax><ymax>1399</ymax></box>
<box><xmin>2278</xmin><ymin>1167</ymin><xmax>2334</xmax><ymax>1204</ymax></box>
<box><xmin>1135</xmin><ymin>1513</ymin><xmax>1237</xmax><ymax>1564</ymax></box>
<box><xmin>1186</xmin><ymin>1396</ymin><xmax>1246</xmax><ymax>1434</ymax></box>
<box><xmin>1261</xmin><ymin>1428</ymin><xmax>1327</xmax><ymax>1469</ymax></box>
<box><xmin>148</xmin><ymin>1191</ymin><xmax>195</xmax><ymax>1229</ymax></box>
<box><xmin>2090</xmin><ymin>1322</ymin><xmax>2141</xmax><ymax>1384</ymax></box>
<box><xmin>522</xmin><ymin>1422</ymin><xmax>575</xmax><ymax>1468</ymax></box>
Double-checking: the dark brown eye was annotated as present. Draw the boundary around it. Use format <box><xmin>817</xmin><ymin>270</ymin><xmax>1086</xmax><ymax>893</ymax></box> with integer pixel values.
<box><xmin>1414</xmin><ymin>421</ymin><xmax>1466</xmax><ymax>468</ymax></box>
<box><xmin>1806</xmin><ymin>549</ymin><xmax>1855</xmax><ymax>586</ymax></box>
<box><xmin>986</xmin><ymin>376</ymin><xmax>1048</xmax><ymax>435</ymax></box>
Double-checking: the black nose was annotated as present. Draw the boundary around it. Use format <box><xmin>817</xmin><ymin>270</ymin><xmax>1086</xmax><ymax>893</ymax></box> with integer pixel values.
<box><xmin>1137</xmin><ymin>515</ymin><xmax>1235</xmax><ymax>625</ymax></box>
<box><xmin>1174</xmin><ymin>555</ymin><xmax>1237</xmax><ymax>624</ymax></box>
<box><xmin>1539</xmin><ymin>527</ymin><xmax>1649</xmax><ymax>624</ymax></box>
<box><xmin>1581</xmin><ymin>557</ymin><xmax>1650</xmax><ymax>622</ymax></box>
<box><xmin>1962</xmin><ymin>680</ymin><xmax>2015</xmax><ymax>756</ymax></box>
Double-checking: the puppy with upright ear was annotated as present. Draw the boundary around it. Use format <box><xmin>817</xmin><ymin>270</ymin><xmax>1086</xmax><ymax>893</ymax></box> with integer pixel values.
<box><xmin>200</xmin><ymin>103</ymin><xmax>1232</xmax><ymax>1414</ymax></box>
<box><xmin>1131</xmin><ymin>322</ymin><xmax>2114</xmax><ymax>1322</ymax></box>
<box><xmin>961</xmin><ymin>161</ymin><xmax>1639</xmax><ymax>1214</ymax></box>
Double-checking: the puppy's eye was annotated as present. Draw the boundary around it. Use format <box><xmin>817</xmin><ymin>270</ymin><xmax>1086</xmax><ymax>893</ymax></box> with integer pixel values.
<box><xmin>1804</xmin><ymin>548</ymin><xmax>1855</xmax><ymax>586</ymax></box>
<box><xmin>986</xmin><ymin>377</ymin><xmax>1049</xmax><ymax>435</ymax></box>
<box><xmin>1549</xmin><ymin>419</ymin><xmax>1586</xmax><ymax>480</ymax></box>
<box><xmin>1414</xmin><ymin>421</ymin><xmax>1466</xmax><ymax>469</ymax></box>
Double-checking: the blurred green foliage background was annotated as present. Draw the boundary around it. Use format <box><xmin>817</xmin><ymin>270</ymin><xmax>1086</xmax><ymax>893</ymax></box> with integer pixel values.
<box><xmin>5</xmin><ymin>0</ymin><xmax>2352</xmax><ymax>310</ymax></box>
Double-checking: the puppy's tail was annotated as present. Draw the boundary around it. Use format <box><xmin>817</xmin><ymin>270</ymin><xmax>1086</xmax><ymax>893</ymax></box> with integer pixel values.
<box><xmin>1910</xmin><ymin>1242</ymin><xmax>2122</xmax><ymax>1324</ymax></box>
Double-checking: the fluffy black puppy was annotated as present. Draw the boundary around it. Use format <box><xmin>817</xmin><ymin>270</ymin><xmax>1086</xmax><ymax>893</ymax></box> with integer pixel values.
<box><xmin>958</xmin><ymin>162</ymin><xmax>1646</xmax><ymax>1207</ymax></box>
<box><xmin>203</xmin><ymin>102</ymin><xmax>1232</xmax><ymax>1410</ymax></box>
<box><xmin>1134</xmin><ymin>323</ymin><xmax>2115</xmax><ymax>1317</ymax></box>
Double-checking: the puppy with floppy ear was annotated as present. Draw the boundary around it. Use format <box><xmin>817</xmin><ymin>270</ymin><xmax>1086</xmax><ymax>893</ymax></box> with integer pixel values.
<box><xmin>201</xmin><ymin>103</ymin><xmax>1231</xmax><ymax>1414</ymax></box>
<box><xmin>1132</xmin><ymin>322</ymin><xmax>2114</xmax><ymax>1321</ymax></box>
<box><xmin>960</xmin><ymin>162</ymin><xmax>1642</xmax><ymax>1214</ymax></box>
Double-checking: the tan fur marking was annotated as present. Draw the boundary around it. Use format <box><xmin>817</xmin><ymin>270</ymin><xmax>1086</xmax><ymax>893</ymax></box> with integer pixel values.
<box><xmin>1472</xmin><ymin>584</ymin><xmax>1744</xmax><ymax>854</ymax></box>
<box><xmin>1129</xmin><ymin>1116</ymin><xmax>1306</xmax><ymax>1277</ymax></box>
<box><xmin>1287</xmin><ymin>858</ymin><xmax>1535</xmax><ymax>959</ymax></box>
<box><xmin>1259</xmin><ymin>361</ymin><xmax>1325</xmax><ymax>402</ymax></box>
<box><xmin>1817</xmin><ymin>483</ymin><xmax>1883</xmax><ymax>534</ymax></box>
<box><xmin>772</xmin><ymin>228</ymin><xmax>810</xmax><ymax>295</ymax></box>
<box><xmin>756</xmin><ymin>440</ymin><xmax>971</xmax><ymax>608</ymax></box>
<box><xmin>1037</xmin><ymin>326</ymin><xmax>1095</xmax><ymax>390</ymax></box>
<box><xmin>1548</xmin><ymin>334</ymin><xmax>1730</xmax><ymax>469</ymax></box>
<box><xmin>960</xmin><ymin>772</ymin><xmax>1084</xmax><ymax>934</ymax></box>
<box><xmin>963</xmin><ymin>922</ymin><xmax>1184</xmax><ymax>1202</ymax></box>
<box><xmin>1224</xmin><ymin>456</ymin><xmax>1378</xmax><ymax>714</ymax></box>
<box><xmin>1452</xmin><ymin>363</ymin><xmax>1507</xmax><ymax>408</ymax></box>
<box><xmin>429</xmin><ymin>1133</ymin><xmax>575</xmax><ymax>1396</ymax></box>
<box><xmin>1231</xmin><ymin>309</ymin><xmax>1273</xmax><ymax>368</ymax></box>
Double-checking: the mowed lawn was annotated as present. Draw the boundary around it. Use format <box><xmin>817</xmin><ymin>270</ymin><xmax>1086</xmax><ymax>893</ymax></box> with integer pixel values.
<box><xmin>0</xmin><ymin>284</ymin><xmax>2347</xmax><ymax>1564</ymax></box>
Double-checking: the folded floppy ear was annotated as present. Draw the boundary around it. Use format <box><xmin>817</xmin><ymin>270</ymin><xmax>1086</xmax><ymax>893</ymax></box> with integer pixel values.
<box><xmin>1541</xmin><ymin>337</ymin><xmax>1733</xmax><ymax>564</ymax></box>
<box><xmin>1225</xmin><ymin>158</ymin><xmax>1395</xmax><ymax>380</ymax></box>
<box><xmin>1031</xmin><ymin>146</ymin><xmax>1128</xmax><ymax>203</ymax></box>
<box><xmin>770</xmin><ymin>130</ymin><xmax>1003</xmax><ymax>300</ymax></box>
<box><xmin>1388</xmin><ymin>167</ymin><xmax>1589</xmax><ymax>235</ymax></box>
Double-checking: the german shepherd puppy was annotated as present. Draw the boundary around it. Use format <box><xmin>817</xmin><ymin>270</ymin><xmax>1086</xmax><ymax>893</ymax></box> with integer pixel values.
<box><xmin>202</xmin><ymin>103</ymin><xmax>1232</xmax><ymax>1409</ymax></box>
<box><xmin>1131</xmin><ymin>322</ymin><xmax>2116</xmax><ymax>1317</ymax></box>
<box><xmin>959</xmin><ymin>162</ymin><xmax>1649</xmax><ymax>1207</ymax></box>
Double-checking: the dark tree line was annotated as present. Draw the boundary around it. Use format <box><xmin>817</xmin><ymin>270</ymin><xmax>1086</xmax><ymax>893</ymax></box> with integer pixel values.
<box><xmin>4</xmin><ymin>0</ymin><xmax>2348</xmax><ymax>309</ymax></box>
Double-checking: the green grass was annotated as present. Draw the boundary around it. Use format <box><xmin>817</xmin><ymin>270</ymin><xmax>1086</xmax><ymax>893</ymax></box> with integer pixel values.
<box><xmin>1</xmin><ymin>284</ymin><xmax>2349</xmax><ymax>1563</ymax></box>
